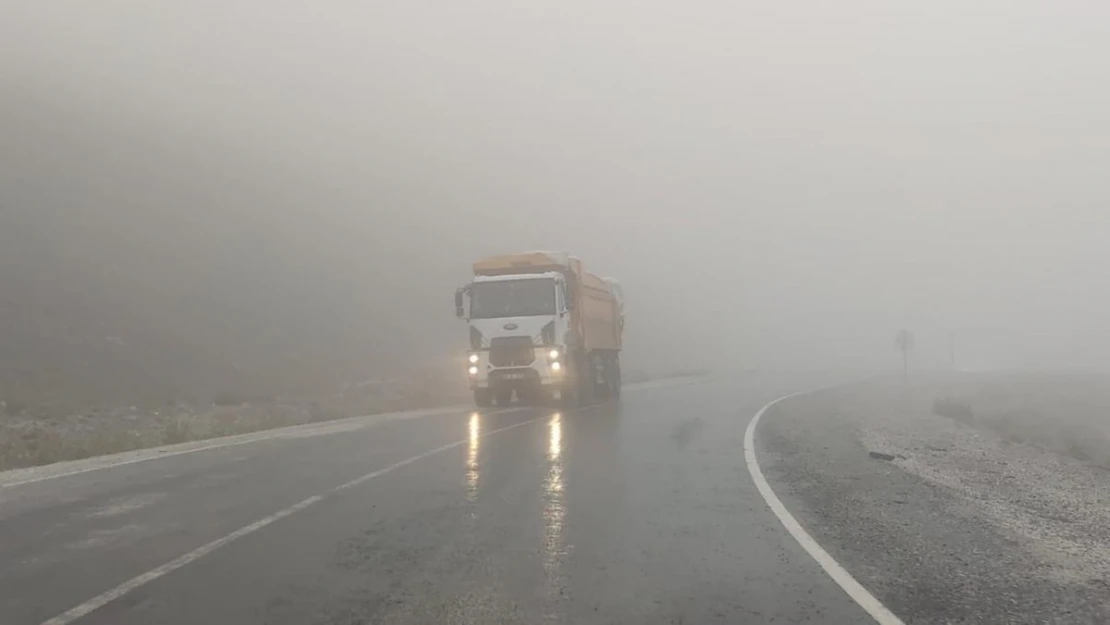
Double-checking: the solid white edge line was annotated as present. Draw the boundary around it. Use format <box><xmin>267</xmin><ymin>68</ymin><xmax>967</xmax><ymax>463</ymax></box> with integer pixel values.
<box><xmin>39</xmin><ymin>413</ymin><xmax>545</xmax><ymax>625</ymax></box>
<box><xmin>3</xmin><ymin>377</ymin><xmax>688</xmax><ymax>490</ymax></box>
<box><xmin>0</xmin><ymin>406</ymin><xmax>492</xmax><ymax>489</ymax></box>
<box><xmin>744</xmin><ymin>386</ymin><xmax>906</xmax><ymax>625</ymax></box>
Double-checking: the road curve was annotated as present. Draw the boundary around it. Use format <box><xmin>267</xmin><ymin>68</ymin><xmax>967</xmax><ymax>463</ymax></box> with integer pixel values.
<box><xmin>1</xmin><ymin>374</ymin><xmax>877</xmax><ymax>625</ymax></box>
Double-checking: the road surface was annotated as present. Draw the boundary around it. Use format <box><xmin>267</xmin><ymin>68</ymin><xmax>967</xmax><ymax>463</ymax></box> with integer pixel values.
<box><xmin>1</xmin><ymin>375</ymin><xmax>880</xmax><ymax>625</ymax></box>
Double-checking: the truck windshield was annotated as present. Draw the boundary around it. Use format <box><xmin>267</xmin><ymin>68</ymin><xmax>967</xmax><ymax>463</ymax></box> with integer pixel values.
<box><xmin>470</xmin><ymin>279</ymin><xmax>556</xmax><ymax>319</ymax></box>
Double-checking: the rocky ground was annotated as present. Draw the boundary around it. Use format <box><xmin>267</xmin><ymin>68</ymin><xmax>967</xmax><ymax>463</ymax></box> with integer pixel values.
<box><xmin>758</xmin><ymin>372</ymin><xmax>1110</xmax><ymax>624</ymax></box>
<box><xmin>860</xmin><ymin>375</ymin><xmax>1110</xmax><ymax>589</ymax></box>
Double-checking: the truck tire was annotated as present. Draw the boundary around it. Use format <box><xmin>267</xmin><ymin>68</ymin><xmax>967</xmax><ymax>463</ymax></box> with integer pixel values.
<box><xmin>520</xmin><ymin>387</ymin><xmax>544</xmax><ymax>406</ymax></box>
<box><xmin>495</xmin><ymin>389</ymin><xmax>513</xmax><ymax>406</ymax></box>
<box><xmin>561</xmin><ymin>352</ymin><xmax>587</xmax><ymax>407</ymax></box>
<box><xmin>595</xmin><ymin>352</ymin><xmax>619</xmax><ymax>400</ymax></box>
<box><xmin>558</xmin><ymin>386</ymin><xmax>578</xmax><ymax>408</ymax></box>
<box><xmin>612</xmin><ymin>355</ymin><xmax>622</xmax><ymax>398</ymax></box>
<box><xmin>474</xmin><ymin>389</ymin><xmax>493</xmax><ymax>408</ymax></box>
<box><xmin>581</xmin><ymin>353</ymin><xmax>597</xmax><ymax>405</ymax></box>
<box><xmin>596</xmin><ymin>355</ymin><xmax>612</xmax><ymax>400</ymax></box>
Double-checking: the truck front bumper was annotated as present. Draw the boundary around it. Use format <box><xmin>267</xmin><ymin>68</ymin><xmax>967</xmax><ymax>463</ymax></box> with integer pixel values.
<box><xmin>467</xmin><ymin>346</ymin><xmax>569</xmax><ymax>395</ymax></box>
<box><xmin>472</xmin><ymin>369</ymin><xmax>567</xmax><ymax>389</ymax></box>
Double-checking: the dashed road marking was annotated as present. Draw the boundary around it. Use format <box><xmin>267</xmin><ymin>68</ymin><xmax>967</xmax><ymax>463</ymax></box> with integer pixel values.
<box><xmin>32</xmin><ymin>381</ymin><xmax>684</xmax><ymax>624</ymax></box>
<box><xmin>39</xmin><ymin>411</ymin><xmax>546</xmax><ymax>625</ymax></box>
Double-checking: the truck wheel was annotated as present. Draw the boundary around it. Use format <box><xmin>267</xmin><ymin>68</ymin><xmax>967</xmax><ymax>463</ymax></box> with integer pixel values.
<box><xmin>593</xmin><ymin>356</ymin><xmax>607</xmax><ymax>400</ymax></box>
<box><xmin>612</xmin><ymin>356</ymin><xmax>622</xmax><ymax>398</ymax></box>
<box><xmin>495</xmin><ymin>389</ymin><xmax>513</xmax><ymax>406</ymax></box>
<box><xmin>473</xmin><ymin>389</ymin><xmax>493</xmax><ymax>408</ymax></box>
<box><xmin>520</xmin><ymin>388</ymin><xmax>543</xmax><ymax>406</ymax></box>
<box><xmin>596</xmin><ymin>354</ymin><xmax>616</xmax><ymax>400</ymax></box>
<box><xmin>580</xmin><ymin>355</ymin><xmax>596</xmax><ymax>405</ymax></box>
<box><xmin>558</xmin><ymin>387</ymin><xmax>577</xmax><ymax>408</ymax></box>
<box><xmin>559</xmin><ymin>354</ymin><xmax>584</xmax><ymax>407</ymax></box>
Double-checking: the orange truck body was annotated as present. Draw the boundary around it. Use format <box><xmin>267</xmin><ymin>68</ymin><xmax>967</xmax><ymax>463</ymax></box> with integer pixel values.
<box><xmin>472</xmin><ymin>251</ymin><xmax>622</xmax><ymax>352</ymax></box>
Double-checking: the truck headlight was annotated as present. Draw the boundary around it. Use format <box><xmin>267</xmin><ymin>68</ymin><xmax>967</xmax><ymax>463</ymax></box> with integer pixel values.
<box><xmin>468</xmin><ymin>365</ymin><xmax>479</xmax><ymax>376</ymax></box>
<box><xmin>550</xmin><ymin>361</ymin><xmax>562</xmax><ymax>372</ymax></box>
<box><xmin>468</xmin><ymin>353</ymin><xmax>480</xmax><ymax>364</ymax></box>
<box><xmin>548</xmin><ymin>349</ymin><xmax>560</xmax><ymax>360</ymax></box>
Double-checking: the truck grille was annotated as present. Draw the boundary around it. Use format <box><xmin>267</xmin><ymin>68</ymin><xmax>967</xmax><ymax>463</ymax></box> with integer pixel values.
<box><xmin>489</xmin><ymin>336</ymin><xmax>535</xmax><ymax>367</ymax></box>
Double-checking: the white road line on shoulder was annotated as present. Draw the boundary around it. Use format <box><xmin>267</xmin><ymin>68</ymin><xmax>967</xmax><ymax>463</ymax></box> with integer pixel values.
<box><xmin>744</xmin><ymin>386</ymin><xmax>905</xmax><ymax>625</ymax></box>
<box><xmin>39</xmin><ymin>413</ymin><xmax>546</xmax><ymax>625</ymax></box>
<box><xmin>1</xmin><ymin>406</ymin><xmax>490</xmax><ymax>490</ymax></box>
<box><xmin>1</xmin><ymin>436</ymin><xmax>294</xmax><ymax>490</ymax></box>
<box><xmin>4</xmin><ymin>377</ymin><xmax>681</xmax><ymax>490</ymax></box>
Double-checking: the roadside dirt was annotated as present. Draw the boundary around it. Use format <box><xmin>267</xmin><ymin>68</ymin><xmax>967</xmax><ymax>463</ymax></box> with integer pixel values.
<box><xmin>758</xmin><ymin>373</ymin><xmax>1110</xmax><ymax>624</ymax></box>
<box><xmin>0</xmin><ymin>374</ymin><xmax>470</xmax><ymax>471</ymax></box>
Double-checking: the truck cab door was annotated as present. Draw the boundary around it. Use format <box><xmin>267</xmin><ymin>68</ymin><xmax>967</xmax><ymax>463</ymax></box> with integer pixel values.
<box><xmin>455</xmin><ymin>287</ymin><xmax>469</xmax><ymax>319</ymax></box>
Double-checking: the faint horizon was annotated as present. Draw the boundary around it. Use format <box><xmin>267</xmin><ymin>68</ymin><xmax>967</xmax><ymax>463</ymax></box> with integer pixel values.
<box><xmin>3</xmin><ymin>1</ymin><xmax>1108</xmax><ymax>406</ymax></box>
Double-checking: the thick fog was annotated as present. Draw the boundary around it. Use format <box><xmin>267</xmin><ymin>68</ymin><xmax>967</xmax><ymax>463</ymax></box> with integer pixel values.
<box><xmin>2</xmin><ymin>2</ymin><xmax>1108</xmax><ymax>405</ymax></box>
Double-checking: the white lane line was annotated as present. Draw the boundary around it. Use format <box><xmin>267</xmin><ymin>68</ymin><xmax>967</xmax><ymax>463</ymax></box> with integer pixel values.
<box><xmin>39</xmin><ymin>413</ymin><xmax>545</xmax><ymax>625</ymax></box>
<box><xmin>744</xmin><ymin>386</ymin><xmax>905</xmax><ymax>625</ymax></box>
<box><xmin>1</xmin><ymin>406</ymin><xmax>485</xmax><ymax>489</ymax></box>
<box><xmin>40</xmin><ymin>494</ymin><xmax>324</xmax><ymax>625</ymax></box>
<box><xmin>5</xmin><ymin>378</ymin><xmax>681</xmax><ymax>490</ymax></box>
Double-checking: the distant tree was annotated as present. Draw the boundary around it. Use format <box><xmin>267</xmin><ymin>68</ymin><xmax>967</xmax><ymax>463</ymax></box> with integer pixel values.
<box><xmin>895</xmin><ymin>329</ymin><xmax>915</xmax><ymax>382</ymax></box>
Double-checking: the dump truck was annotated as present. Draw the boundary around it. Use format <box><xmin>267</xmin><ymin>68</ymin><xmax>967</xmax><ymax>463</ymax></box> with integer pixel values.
<box><xmin>455</xmin><ymin>251</ymin><xmax>624</xmax><ymax>407</ymax></box>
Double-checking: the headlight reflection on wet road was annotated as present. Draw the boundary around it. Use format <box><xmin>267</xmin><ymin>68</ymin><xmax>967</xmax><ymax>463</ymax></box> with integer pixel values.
<box><xmin>548</xmin><ymin>413</ymin><xmax>562</xmax><ymax>463</ymax></box>
<box><xmin>543</xmin><ymin>412</ymin><xmax>568</xmax><ymax>603</ymax></box>
<box><xmin>467</xmin><ymin>412</ymin><xmax>480</xmax><ymax>502</ymax></box>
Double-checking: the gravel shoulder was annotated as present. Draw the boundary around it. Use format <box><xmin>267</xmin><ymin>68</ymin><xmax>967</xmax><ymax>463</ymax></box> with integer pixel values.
<box><xmin>757</xmin><ymin>375</ymin><xmax>1110</xmax><ymax>625</ymax></box>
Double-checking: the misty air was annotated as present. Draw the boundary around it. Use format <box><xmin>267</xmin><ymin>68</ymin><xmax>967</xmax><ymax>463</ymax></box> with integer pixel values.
<box><xmin>2</xmin><ymin>2</ymin><xmax>1108</xmax><ymax>624</ymax></box>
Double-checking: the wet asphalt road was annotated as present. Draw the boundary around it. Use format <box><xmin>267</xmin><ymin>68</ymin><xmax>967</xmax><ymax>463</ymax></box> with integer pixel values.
<box><xmin>0</xmin><ymin>375</ymin><xmax>878</xmax><ymax>625</ymax></box>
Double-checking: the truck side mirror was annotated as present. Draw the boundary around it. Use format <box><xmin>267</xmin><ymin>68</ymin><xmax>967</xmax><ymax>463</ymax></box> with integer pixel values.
<box><xmin>454</xmin><ymin>289</ymin><xmax>465</xmax><ymax>318</ymax></box>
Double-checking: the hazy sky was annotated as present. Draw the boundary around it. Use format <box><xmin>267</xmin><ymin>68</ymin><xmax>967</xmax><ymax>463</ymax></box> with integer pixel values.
<box><xmin>3</xmin><ymin>1</ymin><xmax>1109</xmax><ymax>383</ymax></box>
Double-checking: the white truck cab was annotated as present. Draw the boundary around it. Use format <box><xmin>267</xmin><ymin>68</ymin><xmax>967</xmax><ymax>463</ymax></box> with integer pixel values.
<box><xmin>456</xmin><ymin>271</ymin><xmax>574</xmax><ymax>406</ymax></box>
<box><xmin>456</xmin><ymin>251</ymin><xmax>622</xmax><ymax>408</ymax></box>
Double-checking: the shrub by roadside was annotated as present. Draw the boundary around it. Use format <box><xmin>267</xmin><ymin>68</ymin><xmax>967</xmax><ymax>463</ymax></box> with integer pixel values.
<box><xmin>928</xmin><ymin>372</ymin><xmax>1110</xmax><ymax>467</ymax></box>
